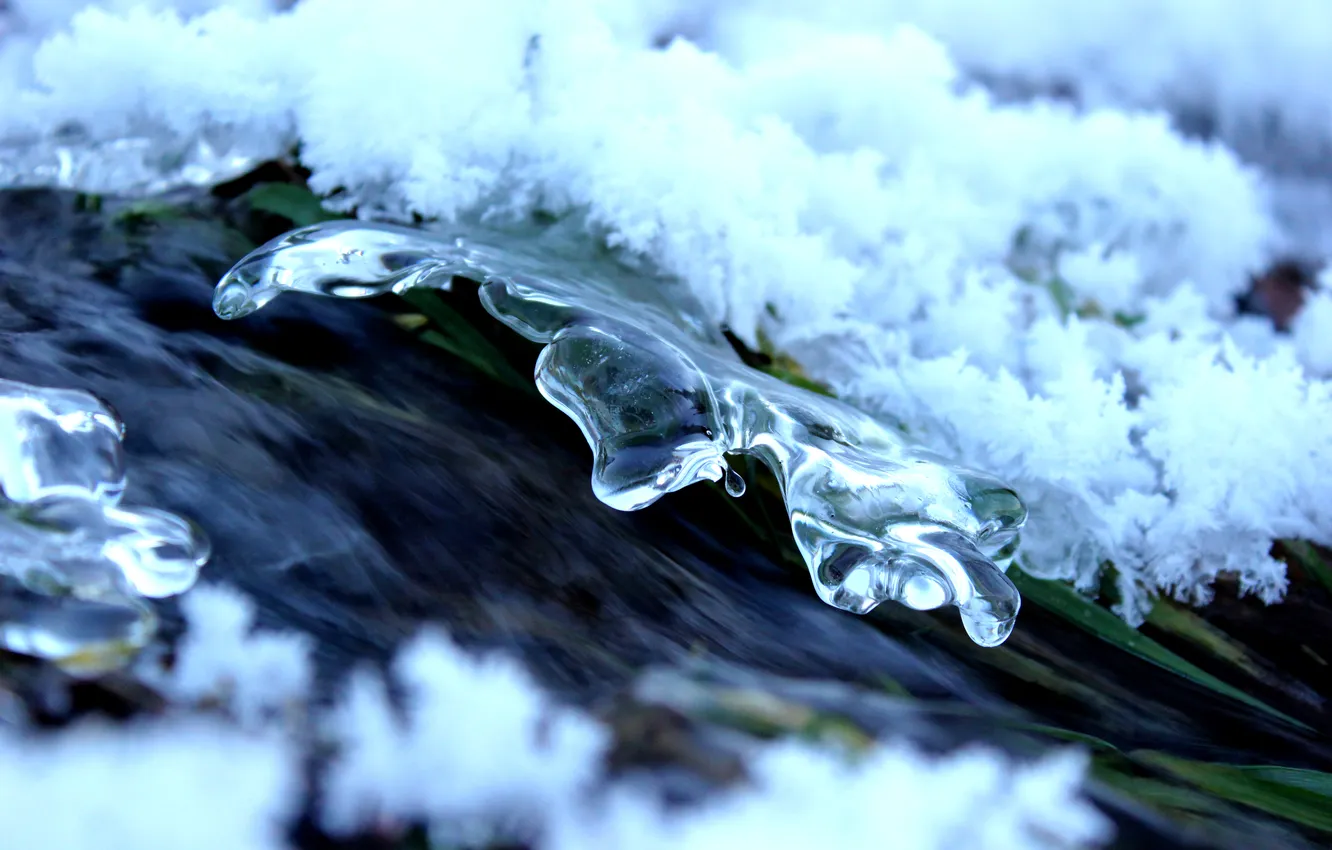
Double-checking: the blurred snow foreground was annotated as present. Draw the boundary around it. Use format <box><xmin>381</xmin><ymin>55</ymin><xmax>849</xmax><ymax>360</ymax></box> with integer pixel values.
<box><xmin>0</xmin><ymin>585</ymin><xmax>1111</xmax><ymax>849</ymax></box>
<box><xmin>5</xmin><ymin>0</ymin><xmax>1332</xmax><ymax>618</ymax></box>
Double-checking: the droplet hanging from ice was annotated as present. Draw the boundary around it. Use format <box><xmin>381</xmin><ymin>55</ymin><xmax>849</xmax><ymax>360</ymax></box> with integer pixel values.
<box><xmin>213</xmin><ymin>221</ymin><xmax>1027</xmax><ymax>647</ymax></box>
<box><xmin>0</xmin><ymin>378</ymin><xmax>211</xmax><ymax>673</ymax></box>
<box><xmin>724</xmin><ymin>466</ymin><xmax>746</xmax><ymax>498</ymax></box>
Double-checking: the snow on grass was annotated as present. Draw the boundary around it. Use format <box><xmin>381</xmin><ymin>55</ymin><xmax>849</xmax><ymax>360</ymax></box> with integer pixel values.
<box><xmin>0</xmin><ymin>585</ymin><xmax>1111</xmax><ymax>848</ymax></box>
<box><xmin>0</xmin><ymin>587</ymin><xmax>308</xmax><ymax>849</ymax></box>
<box><xmin>0</xmin><ymin>586</ymin><xmax>307</xmax><ymax>848</ymax></box>
<box><xmin>0</xmin><ymin>718</ymin><xmax>300</xmax><ymax>850</ymax></box>
<box><xmin>320</xmin><ymin>629</ymin><xmax>1109</xmax><ymax>850</ymax></box>
<box><xmin>557</xmin><ymin>743</ymin><xmax>1108</xmax><ymax>850</ymax></box>
<box><xmin>0</xmin><ymin>0</ymin><xmax>1327</xmax><ymax>616</ymax></box>
<box><xmin>154</xmin><ymin>584</ymin><xmax>314</xmax><ymax>727</ymax></box>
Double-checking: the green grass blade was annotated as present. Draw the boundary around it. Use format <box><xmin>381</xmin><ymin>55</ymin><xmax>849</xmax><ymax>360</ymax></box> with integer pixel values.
<box><xmin>402</xmin><ymin>291</ymin><xmax>533</xmax><ymax>392</ymax></box>
<box><xmin>1135</xmin><ymin>752</ymin><xmax>1332</xmax><ymax>832</ymax></box>
<box><xmin>1092</xmin><ymin>760</ymin><xmax>1228</xmax><ymax>816</ymax></box>
<box><xmin>1229</xmin><ymin>766</ymin><xmax>1332</xmax><ymax>797</ymax></box>
<box><xmin>1010</xmin><ymin>568</ymin><xmax>1309</xmax><ymax>730</ymax></box>
<box><xmin>245</xmin><ymin>183</ymin><xmax>343</xmax><ymax>227</ymax></box>
<box><xmin>759</xmin><ymin>364</ymin><xmax>833</xmax><ymax>396</ymax></box>
<box><xmin>1279</xmin><ymin>540</ymin><xmax>1332</xmax><ymax>594</ymax></box>
<box><xmin>111</xmin><ymin>199</ymin><xmax>188</xmax><ymax>226</ymax></box>
<box><xmin>1008</xmin><ymin>722</ymin><xmax>1121</xmax><ymax>753</ymax></box>
<box><xmin>1144</xmin><ymin>599</ymin><xmax>1264</xmax><ymax>679</ymax></box>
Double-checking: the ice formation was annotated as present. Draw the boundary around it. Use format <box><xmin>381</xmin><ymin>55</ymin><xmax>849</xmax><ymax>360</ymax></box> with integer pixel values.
<box><xmin>0</xmin><ymin>378</ymin><xmax>210</xmax><ymax>673</ymax></box>
<box><xmin>213</xmin><ymin>220</ymin><xmax>1029</xmax><ymax>646</ymax></box>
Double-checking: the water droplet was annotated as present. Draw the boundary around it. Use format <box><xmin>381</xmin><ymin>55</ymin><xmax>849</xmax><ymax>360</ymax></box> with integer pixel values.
<box><xmin>959</xmin><ymin>602</ymin><xmax>1019</xmax><ymax>649</ymax></box>
<box><xmin>723</xmin><ymin>465</ymin><xmax>746</xmax><ymax>498</ymax></box>
<box><xmin>209</xmin><ymin>221</ymin><xmax>1029</xmax><ymax>646</ymax></box>
<box><xmin>213</xmin><ymin>279</ymin><xmax>257</xmax><ymax>319</ymax></box>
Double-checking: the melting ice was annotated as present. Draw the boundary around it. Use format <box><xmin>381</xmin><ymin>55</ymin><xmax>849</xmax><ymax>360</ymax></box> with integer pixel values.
<box><xmin>214</xmin><ymin>221</ymin><xmax>1028</xmax><ymax>646</ymax></box>
<box><xmin>0</xmin><ymin>379</ymin><xmax>210</xmax><ymax>674</ymax></box>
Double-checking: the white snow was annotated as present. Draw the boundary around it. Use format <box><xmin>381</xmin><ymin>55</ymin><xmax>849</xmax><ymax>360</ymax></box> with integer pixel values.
<box><xmin>0</xmin><ymin>0</ymin><xmax>1326</xmax><ymax>705</ymax></box>
<box><xmin>556</xmin><ymin>743</ymin><xmax>1107</xmax><ymax>850</ymax></box>
<box><xmin>1293</xmin><ymin>271</ymin><xmax>1332</xmax><ymax>376</ymax></box>
<box><xmin>0</xmin><ymin>718</ymin><xmax>300</xmax><ymax>850</ymax></box>
<box><xmin>0</xmin><ymin>585</ymin><xmax>1112</xmax><ymax>848</ymax></box>
<box><xmin>321</xmin><ymin>629</ymin><xmax>1110</xmax><ymax>850</ymax></box>
<box><xmin>0</xmin><ymin>587</ymin><xmax>306</xmax><ymax>848</ymax></box>
<box><xmin>320</xmin><ymin>630</ymin><xmax>609</xmax><ymax>837</ymax></box>
<box><xmin>155</xmin><ymin>584</ymin><xmax>314</xmax><ymax>728</ymax></box>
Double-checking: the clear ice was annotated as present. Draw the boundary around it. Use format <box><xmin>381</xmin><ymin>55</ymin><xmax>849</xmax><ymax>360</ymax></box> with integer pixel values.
<box><xmin>213</xmin><ymin>221</ymin><xmax>1028</xmax><ymax>646</ymax></box>
<box><xmin>0</xmin><ymin>379</ymin><xmax>210</xmax><ymax>674</ymax></box>
<box><xmin>0</xmin><ymin>125</ymin><xmax>269</xmax><ymax>196</ymax></box>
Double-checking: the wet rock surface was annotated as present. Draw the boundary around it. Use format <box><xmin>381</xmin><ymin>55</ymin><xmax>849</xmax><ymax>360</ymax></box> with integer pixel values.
<box><xmin>1</xmin><ymin>186</ymin><xmax>1329</xmax><ymax>849</ymax></box>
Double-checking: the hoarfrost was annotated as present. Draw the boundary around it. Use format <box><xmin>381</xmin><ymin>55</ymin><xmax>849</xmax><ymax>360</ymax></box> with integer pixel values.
<box><xmin>0</xmin><ymin>0</ymin><xmax>1327</xmax><ymax>622</ymax></box>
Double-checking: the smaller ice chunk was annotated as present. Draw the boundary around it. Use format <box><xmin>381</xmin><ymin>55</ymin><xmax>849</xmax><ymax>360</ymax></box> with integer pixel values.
<box><xmin>0</xmin><ymin>378</ymin><xmax>210</xmax><ymax>673</ymax></box>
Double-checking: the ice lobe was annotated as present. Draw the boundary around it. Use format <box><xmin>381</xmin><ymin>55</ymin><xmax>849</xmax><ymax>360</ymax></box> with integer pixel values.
<box><xmin>213</xmin><ymin>221</ymin><xmax>1027</xmax><ymax>646</ymax></box>
<box><xmin>0</xmin><ymin>379</ymin><xmax>210</xmax><ymax>673</ymax></box>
